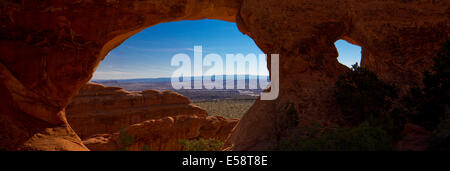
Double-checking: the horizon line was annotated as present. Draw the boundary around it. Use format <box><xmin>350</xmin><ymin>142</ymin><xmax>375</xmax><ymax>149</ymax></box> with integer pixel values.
<box><xmin>92</xmin><ymin>74</ymin><xmax>271</xmax><ymax>81</ymax></box>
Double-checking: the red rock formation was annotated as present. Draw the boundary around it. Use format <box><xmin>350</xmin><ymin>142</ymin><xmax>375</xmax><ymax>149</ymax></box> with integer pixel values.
<box><xmin>83</xmin><ymin>115</ymin><xmax>238</xmax><ymax>151</ymax></box>
<box><xmin>226</xmin><ymin>0</ymin><xmax>449</xmax><ymax>150</ymax></box>
<box><xmin>66</xmin><ymin>82</ymin><xmax>207</xmax><ymax>139</ymax></box>
<box><xmin>0</xmin><ymin>0</ymin><xmax>447</xmax><ymax>150</ymax></box>
<box><xmin>65</xmin><ymin>82</ymin><xmax>237</xmax><ymax>151</ymax></box>
<box><xmin>0</xmin><ymin>0</ymin><xmax>241</xmax><ymax>151</ymax></box>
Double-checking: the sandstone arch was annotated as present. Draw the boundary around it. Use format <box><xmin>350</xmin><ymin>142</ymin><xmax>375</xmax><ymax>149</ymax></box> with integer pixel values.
<box><xmin>0</xmin><ymin>0</ymin><xmax>447</xmax><ymax>150</ymax></box>
<box><xmin>0</xmin><ymin>0</ymin><xmax>242</xmax><ymax>150</ymax></box>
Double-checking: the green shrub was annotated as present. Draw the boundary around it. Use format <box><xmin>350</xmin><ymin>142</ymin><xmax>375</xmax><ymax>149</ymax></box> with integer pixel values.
<box><xmin>273</xmin><ymin>63</ymin><xmax>401</xmax><ymax>151</ymax></box>
<box><xmin>334</xmin><ymin>64</ymin><xmax>398</xmax><ymax>125</ymax></box>
<box><xmin>274</xmin><ymin>119</ymin><xmax>393</xmax><ymax>151</ymax></box>
<box><xmin>117</xmin><ymin>128</ymin><xmax>152</xmax><ymax>151</ymax></box>
<box><xmin>274</xmin><ymin>38</ymin><xmax>450</xmax><ymax>151</ymax></box>
<box><xmin>142</xmin><ymin>145</ymin><xmax>151</xmax><ymax>151</ymax></box>
<box><xmin>404</xmin><ymin>38</ymin><xmax>449</xmax><ymax>131</ymax></box>
<box><xmin>118</xmin><ymin>128</ymin><xmax>135</xmax><ymax>151</ymax></box>
<box><xmin>178</xmin><ymin>138</ymin><xmax>224</xmax><ymax>151</ymax></box>
<box><xmin>429</xmin><ymin>109</ymin><xmax>450</xmax><ymax>151</ymax></box>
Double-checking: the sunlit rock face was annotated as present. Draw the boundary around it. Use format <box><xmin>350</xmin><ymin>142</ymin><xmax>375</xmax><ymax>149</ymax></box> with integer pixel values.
<box><xmin>83</xmin><ymin>115</ymin><xmax>238</xmax><ymax>151</ymax></box>
<box><xmin>65</xmin><ymin>82</ymin><xmax>208</xmax><ymax>139</ymax></box>
<box><xmin>66</xmin><ymin>82</ymin><xmax>238</xmax><ymax>151</ymax></box>
<box><xmin>0</xmin><ymin>0</ymin><xmax>447</xmax><ymax>150</ymax></box>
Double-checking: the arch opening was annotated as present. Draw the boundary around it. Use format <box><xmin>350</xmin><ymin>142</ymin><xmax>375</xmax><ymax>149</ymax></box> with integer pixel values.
<box><xmin>66</xmin><ymin>19</ymin><xmax>270</xmax><ymax>146</ymax></box>
<box><xmin>93</xmin><ymin>19</ymin><xmax>269</xmax><ymax>118</ymax></box>
<box><xmin>335</xmin><ymin>39</ymin><xmax>362</xmax><ymax>68</ymax></box>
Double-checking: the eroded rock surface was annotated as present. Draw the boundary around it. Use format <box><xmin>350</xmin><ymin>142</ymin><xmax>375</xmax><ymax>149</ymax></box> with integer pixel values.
<box><xmin>227</xmin><ymin>0</ymin><xmax>448</xmax><ymax>150</ymax></box>
<box><xmin>84</xmin><ymin>115</ymin><xmax>238</xmax><ymax>151</ymax></box>
<box><xmin>0</xmin><ymin>0</ymin><xmax>448</xmax><ymax>150</ymax></box>
<box><xmin>66</xmin><ymin>82</ymin><xmax>207</xmax><ymax>139</ymax></box>
<box><xmin>0</xmin><ymin>0</ymin><xmax>241</xmax><ymax>151</ymax></box>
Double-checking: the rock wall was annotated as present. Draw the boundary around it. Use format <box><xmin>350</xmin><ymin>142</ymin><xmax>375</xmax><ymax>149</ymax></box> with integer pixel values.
<box><xmin>227</xmin><ymin>0</ymin><xmax>448</xmax><ymax>150</ymax></box>
<box><xmin>66</xmin><ymin>82</ymin><xmax>207</xmax><ymax>139</ymax></box>
<box><xmin>0</xmin><ymin>0</ymin><xmax>448</xmax><ymax>150</ymax></box>
<box><xmin>0</xmin><ymin>0</ymin><xmax>241</xmax><ymax>151</ymax></box>
<box><xmin>84</xmin><ymin>115</ymin><xmax>238</xmax><ymax>151</ymax></box>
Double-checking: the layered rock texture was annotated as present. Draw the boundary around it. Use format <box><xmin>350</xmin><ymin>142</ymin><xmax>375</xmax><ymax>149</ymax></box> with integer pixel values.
<box><xmin>66</xmin><ymin>82</ymin><xmax>207</xmax><ymax>139</ymax></box>
<box><xmin>84</xmin><ymin>115</ymin><xmax>238</xmax><ymax>151</ymax></box>
<box><xmin>0</xmin><ymin>0</ymin><xmax>448</xmax><ymax>150</ymax></box>
<box><xmin>64</xmin><ymin>82</ymin><xmax>237</xmax><ymax>151</ymax></box>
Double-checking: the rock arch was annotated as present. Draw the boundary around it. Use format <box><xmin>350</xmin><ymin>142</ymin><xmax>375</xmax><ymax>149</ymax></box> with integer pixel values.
<box><xmin>0</xmin><ymin>0</ymin><xmax>447</xmax><ymax>150</ymax></box>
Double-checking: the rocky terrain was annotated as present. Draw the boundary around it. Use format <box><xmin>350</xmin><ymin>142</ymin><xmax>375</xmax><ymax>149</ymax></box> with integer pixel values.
<box><xmin>84</xmin><ymin>115</ymin><xmax>237</xmax><ymax>151</ymax></box>
<box><xmin>0</xmin><ymin>0</ymin><xmax>447</xmax><ymax>150</ymax></box>
<box><xmin>66</xmin><ymin>82</ymin><xmax>207</xmax><ymax>139</ymax></box>
<box><xmin>65</xmin><ymin>82</ymin><xmax>238</xmax><ymax>151</ymax></box>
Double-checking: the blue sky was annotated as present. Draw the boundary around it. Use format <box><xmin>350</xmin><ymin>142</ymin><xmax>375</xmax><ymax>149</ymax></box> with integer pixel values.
<box><xmin>93</xmin><ymin>19</ymin><xmax>361</xmax><ymax>80</ymax></box>
<box><xmin>335</xmin><ymin>40</ymin><xmax>362</xmax><ymax>68</ymax></box>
